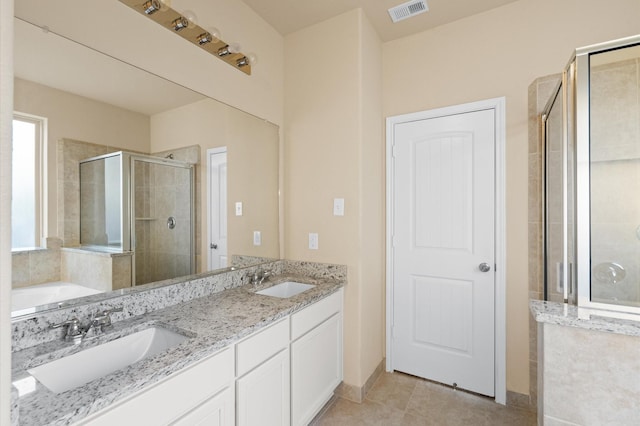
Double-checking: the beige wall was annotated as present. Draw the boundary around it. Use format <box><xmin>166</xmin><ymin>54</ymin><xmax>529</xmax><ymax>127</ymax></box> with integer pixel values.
<box><xmin>284</xmin><ymin>9</ymin><xmax>384</xmax><ymax>389</ymax></box>
<box><xmin>14</xmin><ymin>78</ymin><xmax>150</xmax><ymax>240</ymax></box>
<box><xmin>383</xmin><ymin>0</ymin><xmax>640</xmax><ymax>394</ymax></box>
<box><xmin>150</xmin><ymin>99</ymin><xmax>280</xmax><ymax>272</ymax></box>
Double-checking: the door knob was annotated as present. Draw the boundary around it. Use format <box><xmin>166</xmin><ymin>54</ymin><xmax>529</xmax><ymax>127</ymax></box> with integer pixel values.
<box><xmin>479</xmin><ymin>263</ymin><xmax>491</xmax><ymax>272</ymax></box>
<box><xmin>210</xmin><ymin>243</ymin><xmax>218</xmax><ymax>249</ymax></box>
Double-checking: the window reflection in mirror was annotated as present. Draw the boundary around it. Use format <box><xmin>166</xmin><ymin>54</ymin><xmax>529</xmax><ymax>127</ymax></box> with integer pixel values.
<box><xmin>11</xmin><ymin>113</ymin><xmax>44</xmax><ymax>250</ymax></box>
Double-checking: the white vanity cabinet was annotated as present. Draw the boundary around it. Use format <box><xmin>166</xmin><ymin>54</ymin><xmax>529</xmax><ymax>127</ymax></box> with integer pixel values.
<box><xmin>73</xmin><ymin>289</ymin><xmax>343</xmax><ymax>426</ymax></box>
<box><xmin>76</xmin><ymin>347</ymin><xmax>235</xmax><ymax>426</ymax></box>
<box><xmin>235</xmin><ymin>318</ymin><xmax>290</xmax><ymax>426</ymax></box>
<box><xmin>290</xmin><ymin>289</ymin><xmax>344</xmax><ymax>426</ymax></box>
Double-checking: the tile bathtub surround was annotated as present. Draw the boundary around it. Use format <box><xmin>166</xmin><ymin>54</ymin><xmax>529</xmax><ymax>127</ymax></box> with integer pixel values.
<box><xmin>11</xmin><ymin>267</ymin><xmax>344</xmax><ymax>426</ymax></box>
<box><xmin>60</xmin><ymin>248</ymin><xmax>133</xmax><ymax>293</ymax></box>
<box><xmin>11</xmin><ymin>238</ymin><xmax>64</xmax><ymax>289</ymax></box>
<box><xmin>11</xmin><ymin>259</ymin><xmax>346</xmax><ymax>351</ymax></box>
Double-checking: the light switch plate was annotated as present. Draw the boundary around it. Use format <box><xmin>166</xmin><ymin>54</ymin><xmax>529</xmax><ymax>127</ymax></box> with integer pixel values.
<box><xmin>333</xmin><ymin>198</ymin><xmax>345</xmax><ymax>216</ymax></box>
<box><xmin>308</xmin><ymin>233</ymin><xmax>318</xmax><ymax>250</ymax></box>
<box><xmin>253</xmin><ymin>231</ymin><xmax>261</xmax><ymax>246</ymax></box>
<box><xmin>235</xmin><ymin>202</ymin><xmax>243</xmax><ymax>216</ymax></box>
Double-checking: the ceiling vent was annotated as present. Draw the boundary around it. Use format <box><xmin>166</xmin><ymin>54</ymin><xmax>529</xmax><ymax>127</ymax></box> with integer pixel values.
<box><xmin>388</xmin><ymin>0</ymin><xmax>429</xmax><ymax>23</ymax></box>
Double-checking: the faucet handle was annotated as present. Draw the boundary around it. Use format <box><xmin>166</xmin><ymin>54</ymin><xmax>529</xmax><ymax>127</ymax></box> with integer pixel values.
<box><xmin>50</xmin><ymin>318</ymin><xmax>84</xmax><ymax>343</ymax></box>
<box><xmin>101</xmin><ymin>306</ymin><xmax>123</xmax><ymax>316</ymax></box>
<box><xmin>92</xmin><ymin>306</ymin><xmax>123</xmax><ymax>329</ymax></box>
<box><xmin>50</xmin><ymin>317</ymin><xmax>80</xmax><ymax>329</ymax></box>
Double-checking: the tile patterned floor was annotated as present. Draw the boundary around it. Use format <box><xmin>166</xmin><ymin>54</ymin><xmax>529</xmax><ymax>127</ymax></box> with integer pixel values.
<box><xmin>311</xmin><ymin>372</ymin><xmax>536</xmax><ymax>425</ymax></box>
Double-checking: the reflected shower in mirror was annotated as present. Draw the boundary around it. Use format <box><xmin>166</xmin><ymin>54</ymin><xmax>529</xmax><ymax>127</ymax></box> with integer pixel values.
<box><xmin>11</xmin><ymin>16</ymin><xmax>279</xmax><ymax>318</ymax></box>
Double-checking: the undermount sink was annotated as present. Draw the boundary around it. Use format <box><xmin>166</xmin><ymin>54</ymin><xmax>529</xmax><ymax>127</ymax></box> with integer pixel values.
<box><xmin>28</xmin><ymin>326</ymin><xmax>189</xmax><ymax>393</ymax></box>
<box><xmin>256</xmin><ymin>281</ymin><xmax>315</xmax><ymax>298</ymax></box>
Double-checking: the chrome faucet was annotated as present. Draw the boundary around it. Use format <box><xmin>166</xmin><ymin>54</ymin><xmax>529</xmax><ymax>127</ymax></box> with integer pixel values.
<box><xmin>249</xmin><ymin>269</ymin><xmax>271</xmax><ymax>287</ymax></box>
<box><xmin>51</xmin><ymin>318</ymin><xmax>85</xmax><ymax>344</ymax></box>
<box><xmin>51</xmin><ymin>307</ymin><xmax>123</xmax><ymax>344</ymax></box>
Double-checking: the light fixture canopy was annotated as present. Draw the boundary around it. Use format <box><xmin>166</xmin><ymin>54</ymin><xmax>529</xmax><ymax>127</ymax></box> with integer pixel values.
<box><xmin>118</xmin><ymin>0</ymin><xmax>253</xmax><ymax>75</ymax></box>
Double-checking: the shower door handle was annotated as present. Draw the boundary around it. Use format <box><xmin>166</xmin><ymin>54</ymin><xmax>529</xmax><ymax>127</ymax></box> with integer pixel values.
<box><xmin>478</xmin><ymin>263</ymin><xmax>491</xmax><ymax>272</ymax></box>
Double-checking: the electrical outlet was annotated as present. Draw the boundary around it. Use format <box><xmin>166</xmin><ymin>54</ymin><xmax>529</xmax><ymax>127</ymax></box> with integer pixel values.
<box><xmin>308</xmin><ymin>233</ymin><xmax>318</xmax><ymax>250</ymax></box>
<box><xmin>253</xmin><ymin>231</ymin><xmax>261</xmax><ymax>246</ymax></box>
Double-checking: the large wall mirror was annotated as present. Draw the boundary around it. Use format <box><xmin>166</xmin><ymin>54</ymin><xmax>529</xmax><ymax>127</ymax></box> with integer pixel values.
<box><xmin>11</xmin><ymin>8</ymin><xmax>280</xmax><ymax>318</ymax></box>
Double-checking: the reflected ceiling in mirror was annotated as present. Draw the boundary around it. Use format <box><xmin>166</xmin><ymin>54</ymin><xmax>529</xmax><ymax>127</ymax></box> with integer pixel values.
<box><xmin>12</xmin><ymin>17</ymin><xmax>280</xmax><ymax>319</ymax></box>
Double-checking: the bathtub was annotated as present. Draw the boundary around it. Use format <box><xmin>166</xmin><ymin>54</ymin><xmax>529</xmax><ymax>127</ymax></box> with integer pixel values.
<box><xmin>12</xmin><ymin>281</ymin><xmax>103</xmax><ymax>317</ymax></box>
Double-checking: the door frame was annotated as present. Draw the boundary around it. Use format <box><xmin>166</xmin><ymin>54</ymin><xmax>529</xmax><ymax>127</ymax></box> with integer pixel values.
<box><xmin>206</xmin><ymin>147</ymin><xmax>228</xmax><ymax>270</ymax></box>
<box><xmin>385</xmin><ymin>97</ymin><xmax>506</xmax><ymax>404</ymax></box>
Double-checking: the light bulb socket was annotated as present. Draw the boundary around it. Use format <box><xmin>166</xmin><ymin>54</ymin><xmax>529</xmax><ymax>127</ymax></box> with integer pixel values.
<box><xmin>143</xmin><ymin>0</ymin><xmax>161</xmax><ymax>15</ymax></box>
<box><xmin>172</xmin><ymin>16</ymin><xmax>189</xmax><ymax>31</ymax></box>
<box><xmin>197</xmin><ymin>32</ymin><xmax>213</xmax><ymax>45</ymax></box>
<box><xmin>217</xmin><ymin>45</ymin><xmax>231</xmax><ymax>56</ymax></box>
<box><xmin>237</xmin><ymin>53</ymin><xmax>257</xmax><ymax>67</ymax></box>
<box><xmin>237</xmin><ymin>57</ymin><xmax>249</xmax><ymax>67</ymax></box>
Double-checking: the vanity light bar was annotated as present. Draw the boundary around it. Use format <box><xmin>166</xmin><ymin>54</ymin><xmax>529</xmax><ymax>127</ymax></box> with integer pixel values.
<box><xmin>118</xmin><ymin>0</ymin><xmax>251</xmax><ymax>75</ymax></box>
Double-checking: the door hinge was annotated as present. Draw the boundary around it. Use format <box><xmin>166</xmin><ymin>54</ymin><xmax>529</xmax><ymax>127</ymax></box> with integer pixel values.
<box><xmin>392</xmin><ymin>144</ymin><xmax>397</xmax><ymax>158</ymax></box>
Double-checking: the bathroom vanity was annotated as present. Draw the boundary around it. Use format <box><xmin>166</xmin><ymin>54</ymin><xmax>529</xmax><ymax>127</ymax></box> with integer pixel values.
<box><xmin>11</xmin><ymin>261</ymin><xmax>345</xmax><ymax>426</ymax></box>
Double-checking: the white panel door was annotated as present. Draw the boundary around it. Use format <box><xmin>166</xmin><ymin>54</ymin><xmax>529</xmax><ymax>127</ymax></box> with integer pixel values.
<box><xmin>208</xmin><ymin>148</ymin><xmax>227</xmax><ymax>269</ymax></box>
<box><xmin>391</xmin><ymin>108</ymin><xmax>496</xmax><ymax>396</ymax></box>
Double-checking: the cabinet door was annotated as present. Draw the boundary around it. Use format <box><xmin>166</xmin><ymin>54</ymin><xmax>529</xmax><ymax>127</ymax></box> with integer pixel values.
<box><xmin>291</xmin><ymin>313</ymin><xmax>343</xmax><ymax>426</ymax></box>
<box><xmin>236</xmin><ymin>349</ymin><xmax>290</xmax><ymax>426</ymax></box>
<box><xmin>171</xmin><ymin>385</ymin><xmax>234</xmax><ymax>426</ymax></box>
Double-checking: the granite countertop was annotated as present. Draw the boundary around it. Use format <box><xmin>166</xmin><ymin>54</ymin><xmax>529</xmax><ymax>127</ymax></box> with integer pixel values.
<box><xmin>530</xmin><ymin>299</ymin><xmax>640</xmax><ymax>338</ymax></box>
<box><xmin>12</xmin><ymin>275</ymin><xmax>343</xmax><ymax>426</ymax></box>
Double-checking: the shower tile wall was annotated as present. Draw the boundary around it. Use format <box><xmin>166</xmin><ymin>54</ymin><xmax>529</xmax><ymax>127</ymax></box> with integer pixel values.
<box><xmin>152</xmin><ymin>145</ymin><xmax>201</xmax><ymax>274</ymax></box>
<box><xmin>590</xmin><ymin>58</ymin><xmax>640</xmax><ymax>305</ymax></box>
<box><xmin>134</xmin><ymin>161</ymin><xmax>192</xmax><ymax>285</ymax></box>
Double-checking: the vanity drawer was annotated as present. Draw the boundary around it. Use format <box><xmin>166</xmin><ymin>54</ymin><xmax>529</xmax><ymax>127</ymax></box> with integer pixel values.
<box><xmin>291</xmin><ymin>289</ymin><xmax>343</xmax><ymax>341</ymax></box>
<box><xmin>236</xmin><ymin>318</ymin><xmax>288</xmax><ymax>377</ymax></box>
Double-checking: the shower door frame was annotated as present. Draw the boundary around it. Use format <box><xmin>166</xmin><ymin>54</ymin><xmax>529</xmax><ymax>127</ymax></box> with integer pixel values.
<box><xmin>572</xmin><ymin>35</ymin><xmax>640</xmax><ymax>315</ymax></box>
<box><xmin>128</xmin><ymin>153</ymin><xmax>196</xmax><ymax>287</ymax></box>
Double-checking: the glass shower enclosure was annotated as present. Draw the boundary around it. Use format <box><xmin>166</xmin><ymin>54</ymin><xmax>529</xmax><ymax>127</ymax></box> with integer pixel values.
<box><xmin>542</xmin><ymin>35</ymin><xmax>640</xmax><ymax>314</ymax></box>
<box><xmin>79</xmin><ymin>151</ymin><xmax>195</xmax><ymax>286</ymax></box>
